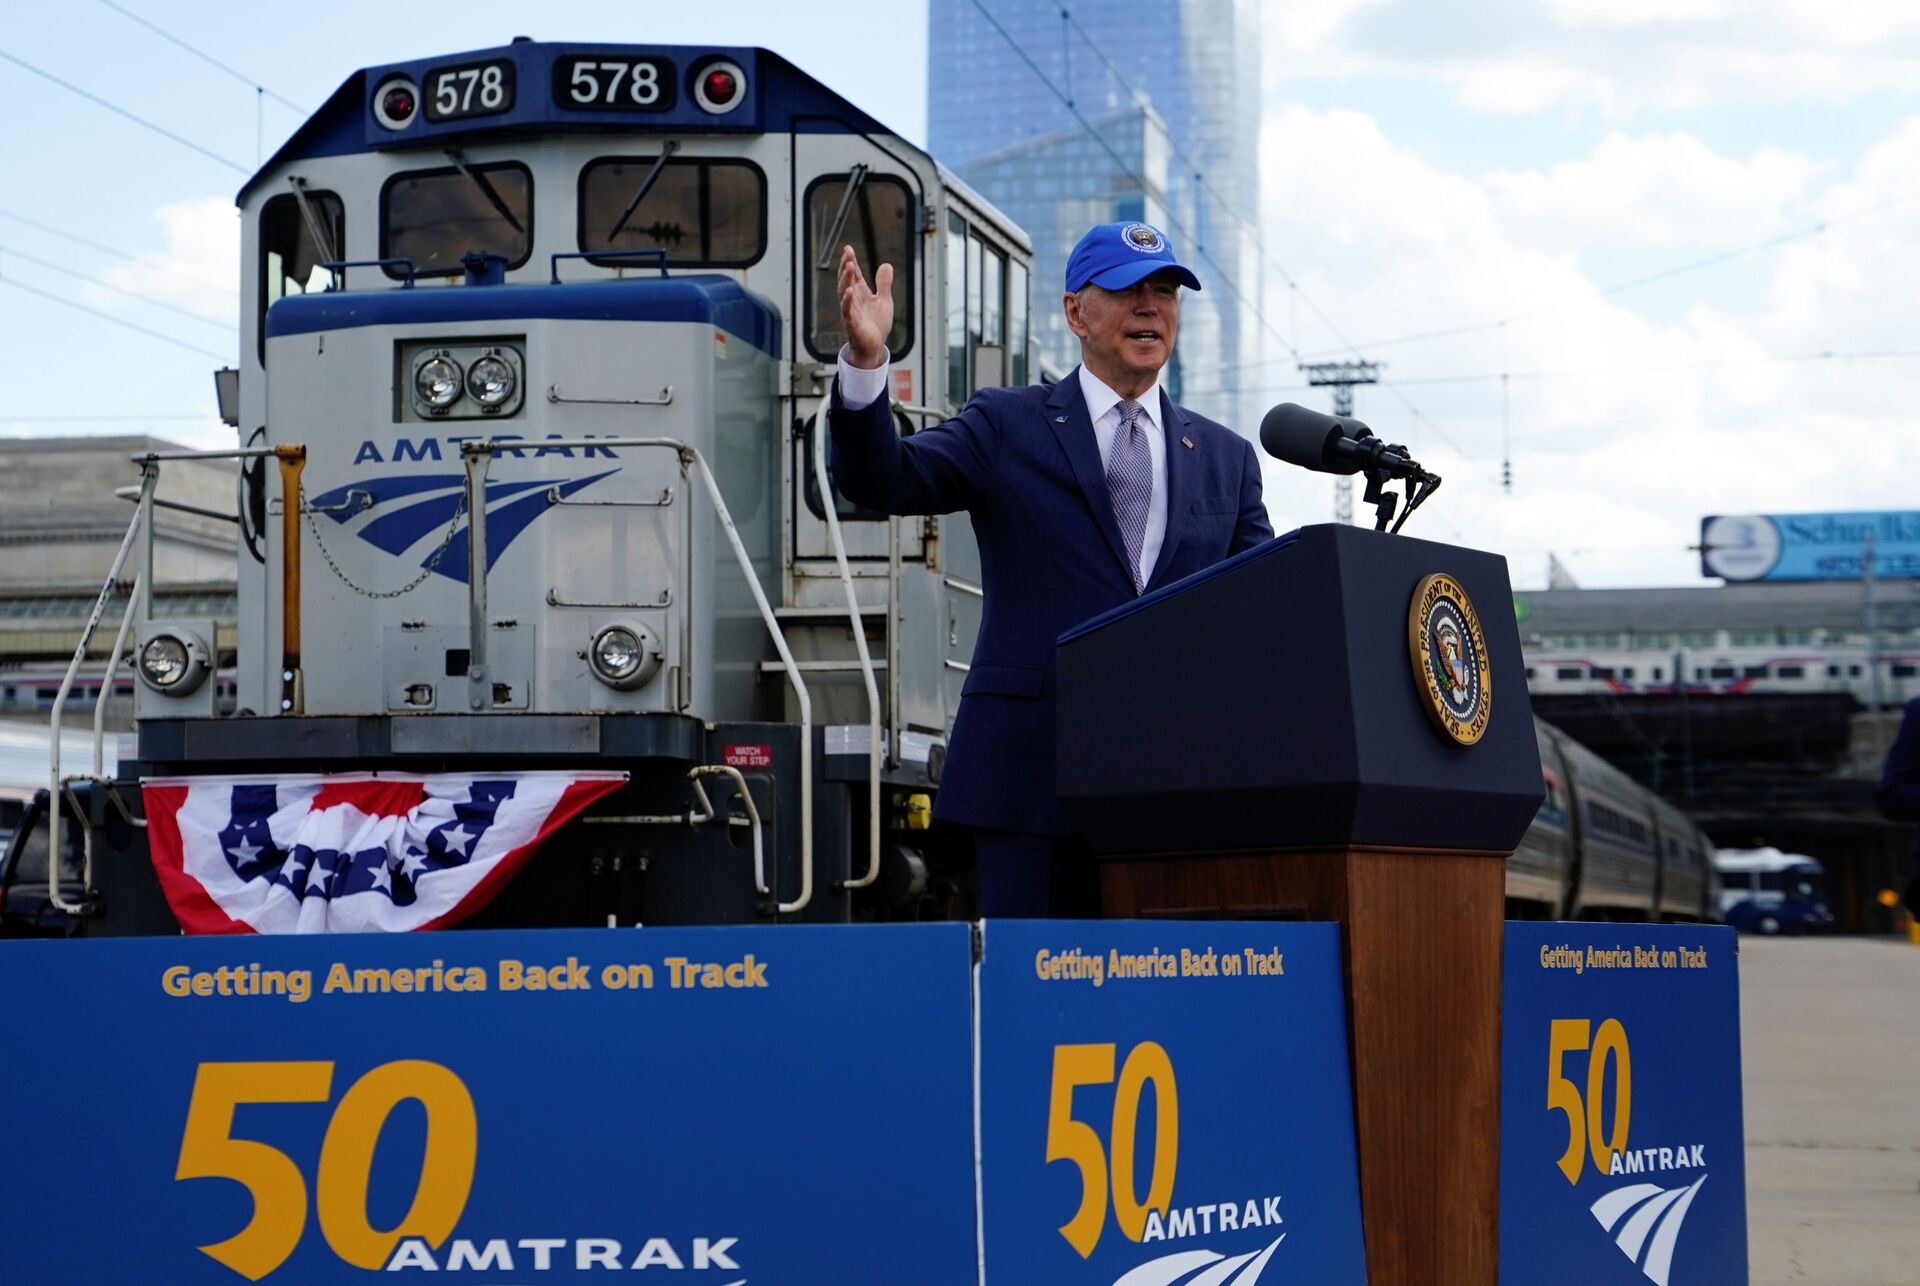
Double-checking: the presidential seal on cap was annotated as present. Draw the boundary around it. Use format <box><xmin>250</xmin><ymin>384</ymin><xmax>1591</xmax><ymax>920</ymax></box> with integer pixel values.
<box><xmin>1409</xmin><ymin>573</ymin><xmax>1491</xmax><ymax>745</ymax></box>
<box><xmin>1064</xmin><ymin>221</ymin><xmax>1203</xmax><ymax>293</ymax></box>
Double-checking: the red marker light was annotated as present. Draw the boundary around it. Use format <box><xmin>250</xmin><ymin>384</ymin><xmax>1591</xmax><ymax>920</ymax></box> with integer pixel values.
<box><xmin>693</xmin><ymin>59</ymin><xmax>746</xmax><ymax>114</ymax></box>
<box><xmin>381</xmin><ymin>85</ymin><xmax>415</xmax><ymax>122</ymax></box>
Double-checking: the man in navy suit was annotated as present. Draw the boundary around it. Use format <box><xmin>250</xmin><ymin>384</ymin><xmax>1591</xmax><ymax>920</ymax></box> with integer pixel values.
<box><xmin>829</xmin><ymin>222</ymin><xmax>1273</xmax><ymax>916</ymax></box>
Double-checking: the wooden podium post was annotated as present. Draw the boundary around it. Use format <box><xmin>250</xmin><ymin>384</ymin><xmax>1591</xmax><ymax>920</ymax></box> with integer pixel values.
<box><xmin>1056</xmin><ymin>525</ymin><xmax>1543</xmax><ymax>1286</ymax></box>
<box><xmin>1098</xmin><ymin>846</ymin><xmax>1505</xmax><ymax>1284</ymax></box>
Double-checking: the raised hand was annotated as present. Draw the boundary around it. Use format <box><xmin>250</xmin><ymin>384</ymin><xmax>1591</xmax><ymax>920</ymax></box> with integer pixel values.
<box><xmin>838</xmin><ymin>244</ymin><xmax>894</xmax><ymax>370</ymax></box>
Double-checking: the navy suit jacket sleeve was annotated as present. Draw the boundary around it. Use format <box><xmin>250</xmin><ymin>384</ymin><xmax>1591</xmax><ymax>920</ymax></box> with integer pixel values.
<box><xmin>1877</xmin><ymin>699</ymin><xmax>1920</xmax><ymax>822</ymax></box>
<box><xmin>828</xmin><ymin>379</ymin><xmax>1002</xmax><ymax>516</ymax></box>
<box><xmin>1229</xmin><ymin>435</ymin><xmax>1274</xmax><ymax>553</ymax></box>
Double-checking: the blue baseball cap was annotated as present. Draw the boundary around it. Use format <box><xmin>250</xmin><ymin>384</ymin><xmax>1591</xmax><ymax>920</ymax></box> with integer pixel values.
<box><xmin>1064</xmin><ymin>221</ymin><xmax>1203</xmax><ymax>294</ymax></box>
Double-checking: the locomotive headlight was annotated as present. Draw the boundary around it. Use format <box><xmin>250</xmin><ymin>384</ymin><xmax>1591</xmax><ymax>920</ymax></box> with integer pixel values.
<box><xmin>138</xmin><ymin>630</ymin><xmax>209</xmax><ymax>696</ymax></box>
<box><xmin>140</xmin><ymin>636</ymin><xmax>190</xmax><ymax>688</ymax></box>
<box><xmin>414</xmin><ymin>355</ymin><xmax>463</xmax><ymax>409</ymax></box>
<box><xmin>466</xmin><ymin>354</ymin><xmax>516</xmax><ymax>407</ymax></box>
<box><xmin>589</xmin><ymin>623</ymin><xmax>663</xmax><ymax>690</ymax></box>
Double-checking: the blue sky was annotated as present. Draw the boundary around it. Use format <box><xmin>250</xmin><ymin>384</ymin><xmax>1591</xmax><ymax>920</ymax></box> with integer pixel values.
<box><xmin>6</xmin><ymin>0</ymin><xmax>1920</xmax><ymax>586</ymax></box>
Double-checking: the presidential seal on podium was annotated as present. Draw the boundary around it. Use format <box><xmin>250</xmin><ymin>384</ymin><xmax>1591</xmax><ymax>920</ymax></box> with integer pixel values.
<box><xmin>1409</xmin><ymin>572</ymin><xmax>1491</xmax><ymax>745</ymax></box>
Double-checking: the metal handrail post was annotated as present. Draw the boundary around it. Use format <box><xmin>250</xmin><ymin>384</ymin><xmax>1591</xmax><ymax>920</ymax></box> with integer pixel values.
<box><xmin>687</xmin><ymin>449</ymin><xmax>814</xmax><ymax>914</ymax></box>
<box><xmin>812</xmin><ymin>393</ymin><xmax>882</xmax><ymax>890</ymax></box>
<box><xmin>274</xmin><ymin>445</ymin><xmax>306</xmax><ymax>713</ymax></box>
<box><xmin>463</xmin><ymin>447</ymin><xmax>492</xmax><ymax>711</ymax></box>
<box><xmin>48</xmin><ymin>467</ymin><xmax>155</xmax><ymax>913</ymax></box>
<box><xmin>92</xmin><ymin>571</ymin><xmax>140</xmax><ymax>776</ymax></box>
<box><xmin>76</xmin><ymin>579</ymin><xmax>143</xmax><ymax>902</ymax></box>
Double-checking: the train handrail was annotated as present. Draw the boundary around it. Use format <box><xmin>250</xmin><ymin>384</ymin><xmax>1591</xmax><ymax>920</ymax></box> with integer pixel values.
<box><xmin>49</xmin><ymin>445</ymin><xmax>305</xmax><ymax>912</ymax></box>
<box><xmin>811</xmin><ymin>392</ymin><xmax>883</xmax><ymax>891</ymax></box>
<box><xmin>548</xmin><ymin>248</ymin><xmax>669</xmax><ymax>284</ymax></box>
<box><xmin>319</xmin><ymin>257</ymin><xmax>417</xmax><ymax>288</ymax></box>
<box><xmin>689</xmin><ymin>765</ymin><xmax>767</xmax><ymax>898</ymax></box>
<box><xmin>46</xmin><ymin>468</ymin><xmax>155</xmax><ymax>913</ymax></box>
<box><xmin>460</xmin><ymin>436</ymin><xmax>816</xmax><ymax>915</ymax></box>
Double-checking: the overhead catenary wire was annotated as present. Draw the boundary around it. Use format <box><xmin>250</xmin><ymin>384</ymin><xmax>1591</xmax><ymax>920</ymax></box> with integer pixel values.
<box><xmin>0</xmin><ymin>208</ymin><xmax>229</xmax><ymax>295</ymax></box>
<box><xmin>0</xmin><ymin>272</ymin><xmax>231</xmax><ymax>361</ymax></box>
<box><xmin>94</xmin><ymin>0</ymin><xmax>307</xmax><ymax>113</ymax></box>
<box><xmin>0</xmin><ymin>243</ymin><xmax>232</xmax><ymax>332</ymax></box>
<box><xmin>1199</xmin><ymin>345</ymin><xmax>1920</xmax><ymax>401</ymax></box>
<box><xmin>0</xmin><ymin>48</ymin><xmax>248</xmax><ymax>173</ymax></box>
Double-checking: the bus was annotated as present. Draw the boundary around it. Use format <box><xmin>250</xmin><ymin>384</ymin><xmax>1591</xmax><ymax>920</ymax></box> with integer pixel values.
<box><xmin>1713</xmin><ymin>847</ymin><xmax>1833</xmax><ymax>935</ymax></box>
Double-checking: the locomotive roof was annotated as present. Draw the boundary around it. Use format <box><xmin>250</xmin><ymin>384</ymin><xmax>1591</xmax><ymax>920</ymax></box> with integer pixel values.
<box><xmin>237</xmin><ymin>40</ymin><xmax>907</xmax><ymax>204</ymax></box>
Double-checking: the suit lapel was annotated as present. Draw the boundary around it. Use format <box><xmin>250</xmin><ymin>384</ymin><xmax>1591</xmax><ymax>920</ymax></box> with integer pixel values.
<box><xmin>1047</xmin><ymin>372</ymin><xmax>1135</xmax><ymax>585</ymax></box>
<box><xmin>1148</xmin><ymin>389</ymin><xmax>1193</xmax><ymax>589</ymax></box>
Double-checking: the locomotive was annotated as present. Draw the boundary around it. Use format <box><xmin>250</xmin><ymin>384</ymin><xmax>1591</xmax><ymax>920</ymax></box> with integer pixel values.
<box><xmin>35</xmin><ymin>40</ymin><xmax>1714</xmax><ymax>934</ymax></box>
<box><xmin>62</xmin><ymin>40</ymin><xmax>1041</xmax><ymax>930</ymax></box>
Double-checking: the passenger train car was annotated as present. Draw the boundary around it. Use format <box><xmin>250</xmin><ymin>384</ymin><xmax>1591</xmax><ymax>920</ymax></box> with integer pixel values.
<box><xmin>29</xmin><ymin>40</ymin><xmax>1715</xmax><ymax>934</ymax></box>
<box><xmin>1508</xmin><ymin>718</ymin><xmax>1716</xmax><ymax>921</ymax></box>
<box><xmin>1525</xmin><ymin>644</ymin><xmax>1920</xmax><ymax>704</ymax></box>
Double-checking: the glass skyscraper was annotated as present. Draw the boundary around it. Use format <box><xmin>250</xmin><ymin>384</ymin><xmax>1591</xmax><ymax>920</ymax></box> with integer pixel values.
<box><xmin>928</xmin><ymin>0</ymin><xmax>1262</xmax><ymax>427</ymax></box>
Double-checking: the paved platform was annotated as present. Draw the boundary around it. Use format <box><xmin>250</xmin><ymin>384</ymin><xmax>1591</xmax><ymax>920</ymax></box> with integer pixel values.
<box><xmin>1741</xmin><ymin>935</ymin><xmax>1920</xmax><ymax>1284</ymax></box>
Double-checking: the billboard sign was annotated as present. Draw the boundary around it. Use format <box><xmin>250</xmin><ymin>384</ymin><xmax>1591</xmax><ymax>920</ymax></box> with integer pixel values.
<box><xmin>0</xmin><ymin>925</ymin><xmax>982</xmax><ymax>1283</ymax></box>
<box><xmin>976</xmin><ymin>919</ymin><xmax>1369</xmax><ymax>1284</ymax></box>
<box><xmin>1500</xmin><ymin>923</ymin><xmax>1748</xmax><ymax>1286</ymax></box>
<box><xmin>1700</xmin><ymin>511</ymin><xmax>1920</xmax><ymax>581</ymax></box>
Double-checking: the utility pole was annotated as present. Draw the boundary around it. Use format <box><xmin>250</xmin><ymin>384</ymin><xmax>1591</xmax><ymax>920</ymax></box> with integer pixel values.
<box><xmin>1299</xmin><ymin>361</ymin><xmax>1380</xmax><ymax>524</ymax></box>
<box><xmin>1865</xmin><ymin>529</ymin><xmax>1885</xmax><ymax>756</ymax></box>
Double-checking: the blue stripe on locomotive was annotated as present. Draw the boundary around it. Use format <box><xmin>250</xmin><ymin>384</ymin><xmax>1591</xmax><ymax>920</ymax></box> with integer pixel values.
<box><xmin>265</xmin><ymin>274</ymin><xmax>781</xmax><ymax>358</ymax></box>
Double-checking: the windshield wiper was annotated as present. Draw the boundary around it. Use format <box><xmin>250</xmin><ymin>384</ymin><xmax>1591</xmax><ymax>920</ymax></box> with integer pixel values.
<box><xmin>608</xmin><ymin>140</ymin><xmax>680</xmax><ymax>242</ymax></box>
<box><xmin>443</xmin><ymin>149</ymin><xmax>524</xmax><ymax>235</ymax></box>
<box><xmin>815</xmin><ymin>163</ymin><xmax>870</xmax><ymax>270</ymax></box>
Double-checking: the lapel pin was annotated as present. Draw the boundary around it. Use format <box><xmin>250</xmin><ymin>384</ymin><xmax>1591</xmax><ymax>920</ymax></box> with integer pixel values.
<box><xmin>1055</xmin><ymin>415</ymin><xmax>1068</xmax><ymax>423</ymax></box>
<box><xmin>1181</xmin><ymin>436</ymin><xmax>1194</xmax><ymax>450</ymax></box>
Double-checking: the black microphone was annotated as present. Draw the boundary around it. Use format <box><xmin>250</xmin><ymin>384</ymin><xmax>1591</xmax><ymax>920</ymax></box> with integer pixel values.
<box><xmin>1258</xmin><ymin>403</ymin><xmax>1425</xmax><ymax>479</ymax></box>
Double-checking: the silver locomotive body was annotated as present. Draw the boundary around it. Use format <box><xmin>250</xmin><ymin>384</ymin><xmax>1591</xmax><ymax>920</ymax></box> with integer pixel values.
<box><xmin>65</xmin><ymin>42</ymin><xmax>1040</xmax><ymax>931</ymax></box>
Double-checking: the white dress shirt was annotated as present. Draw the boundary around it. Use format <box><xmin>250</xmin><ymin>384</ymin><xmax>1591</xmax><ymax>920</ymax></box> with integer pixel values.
<box><xmin>836</xmin><ymin>347</ymin><xmax>1170</xmax><ymax>585</ymax></box>
<box><xmin>1074</xmin><ymin>362</ymin><xmax>1168</xmax><ymax>586</ymax></box>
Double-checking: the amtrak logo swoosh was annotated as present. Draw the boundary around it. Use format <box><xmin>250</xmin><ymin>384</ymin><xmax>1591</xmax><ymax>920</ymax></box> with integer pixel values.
<box><xmin>1589</xmin><ymin>1175</ymin><xmax>1707</xmax><ymax>1286</ymax></box>
<box><xmin>1108</xmin><ymin>1234</ymin><xmax>1284</xmax><ymax>1286</ymax></box>
<box><xmin>306</xmin><ymin>470</ymin><xmax>618</xmax><ymax>584</ymax></box>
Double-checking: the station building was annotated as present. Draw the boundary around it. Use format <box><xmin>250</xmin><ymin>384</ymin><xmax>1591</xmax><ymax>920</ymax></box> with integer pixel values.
<box><xmin>0</xmin><ymin>436</ymin><xmax>237</xmax><ymax>724</ymax></box>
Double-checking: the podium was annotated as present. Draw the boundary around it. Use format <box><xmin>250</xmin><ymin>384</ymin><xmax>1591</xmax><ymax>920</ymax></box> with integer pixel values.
<box><xmin>1057</xmin><ymin>524</ymin><xmax>1543</xmax><ymax>1285</ymax></box>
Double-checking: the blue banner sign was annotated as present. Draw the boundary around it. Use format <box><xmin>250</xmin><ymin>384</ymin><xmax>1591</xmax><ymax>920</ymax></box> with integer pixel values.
<box><xmin>976</xmin><ymin>920</ymin><xmax>1368</xmax><ymax>1285</ymax></box>
<box><xmin>1700</xmin><ymin>511</ymin><xmax>1920</xmax><ymax>581</ymax></box>
<box><xmin>0</xmin><ymin>925</ymin><xmax>980</xmax><ymax>1284</ymax></box>
<box><xmin>1501</xmin><ymin>923</ymin><xmax>1748</xmax><ymax>1286</ymax></box>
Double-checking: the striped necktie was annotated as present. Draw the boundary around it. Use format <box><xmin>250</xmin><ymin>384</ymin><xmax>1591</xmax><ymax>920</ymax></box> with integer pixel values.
<box><xmin>1107</xmin><ymin>398</ymin><xmax>1152</xmax><ymax>592</ymax></box>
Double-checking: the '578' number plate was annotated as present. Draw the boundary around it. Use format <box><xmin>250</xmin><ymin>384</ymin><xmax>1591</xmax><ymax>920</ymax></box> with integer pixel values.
<box><xmin>552</xmin><ymin>55</ymin><xmax>678</xmax><ymax>112</ymax></box>
<box><xmin>423</xmin><ymin>59</ymin><xmax>515</xmax><ymax>123</ymax></box>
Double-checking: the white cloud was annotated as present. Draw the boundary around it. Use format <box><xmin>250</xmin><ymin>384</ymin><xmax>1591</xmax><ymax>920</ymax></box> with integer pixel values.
<box><xmin>1252</xmin><ymin>104</ymin><xmax>1920</xmax><ymax>586</ymax></box>
<box><xmin>89</xmin><ymin>197</ymin><xmax>237</xmax><ymax>323</ymax></box>
<box><xmin>1267</xmin><ymin>0</ymin><xmax>1920</xmax><ymax>118</ymax></box>
<box><xmin>1484</xmin><ymin>132</ymin><xmax>1827</xmax><ymax>251</ymax></box>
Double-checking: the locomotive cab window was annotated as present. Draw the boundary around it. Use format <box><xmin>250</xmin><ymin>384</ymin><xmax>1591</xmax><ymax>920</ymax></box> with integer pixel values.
<box><xmin>381</xmin><ymin>162</ymin><xmax>533</xmax><ymax>278</ymax></box>
<box><xmin>259</xmin><ymin>190</ymin><xmax>343</xmax><ymax>360</ymax></box>
<box><xmin>578</xmin><ymin>156</ymin><xmax>766</xmax><ymax>267</ymax></box>
<box><xmin>806</xmin><ymin>172</ymin><xmax>913</xmax><ymax>359</ymax></box>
